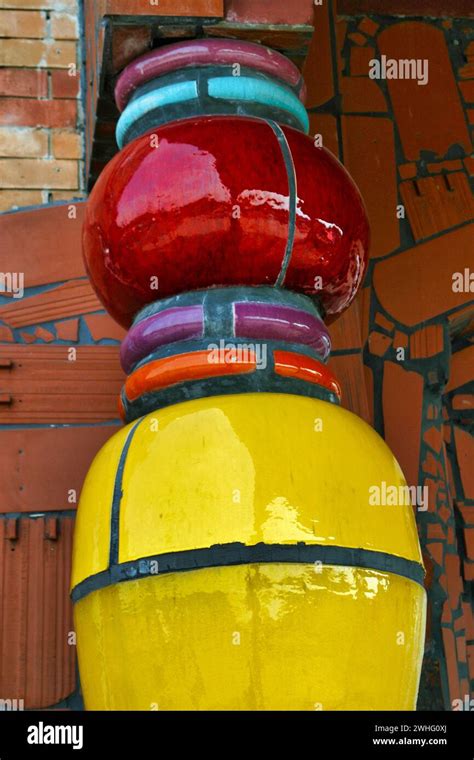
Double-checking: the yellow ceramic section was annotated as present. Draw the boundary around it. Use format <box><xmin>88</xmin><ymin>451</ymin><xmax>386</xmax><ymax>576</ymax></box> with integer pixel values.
<box><xmin>72</xmin><ymin>423</ymin><xmax>132</xmax><ymax>586</ymax></box>
<box><xmin>75</xmin><ymin>564</ymin><xmax>427</xmax><ymax>710</ymax></box>
<box><xmin>72</xmin><ymin>393</ymin><xmax>422</xmax><ymax>588</ymax></box>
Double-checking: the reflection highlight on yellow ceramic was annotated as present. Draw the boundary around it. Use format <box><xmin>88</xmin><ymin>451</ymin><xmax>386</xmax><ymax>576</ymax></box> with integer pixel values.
<box><xmin>72</xmin><ymin>393</ymin><xmax>426</xmax><ymax>710</ymax></box>
<box><xmin>72</xmin><ymin>393</ymin><xmax>422</xmax><ymax>588</ymax></box>
<box><xmin>75</xmin><ymin>564</ymin><xmax>426</xmax><ymax>711</ymax></box>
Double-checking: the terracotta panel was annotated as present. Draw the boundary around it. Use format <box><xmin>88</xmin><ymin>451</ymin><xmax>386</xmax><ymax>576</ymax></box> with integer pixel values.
<box><xmin>340</xmin><ymin>76</ymin><xmax>387</xmax><ymax>112</ymax></box>
<box><xmin>373</xmin><ymin>225</ymin><xmax>474</xmax><ymax>326</ymax></box>
<box><xmin>368</xmin><ymin>331</ymin><xmax>391</xmax><ymax>356</ymax></box>
<box><xmin>409</xmin><ymin>325</ymin><xmax>445</xmax><ymax>359</ymax></box>
<box><xmin>350</xmin><ymin>45</ymin><xmax>375</xmax><ymax>76</ymax></box>
<box><xmin>399</xmin><ymin>163</ymin><xmax>417</xmax><ymax>179</ymax></box>
<box><xmin>445</xmin><ymin>346</ymin><xmax>474</xmax><ymax>393</ymax></box>
<box><xmin>328</xmin><ymin>298</ymin><xmax>363</xmax><ymax>351</ymax></box>
<box><xmin>0</xmin><ymin>426</ymin><xmax>119</xmax><ymax>514</ymax></box>
<box><xmin>378</xmin><ymin>22</ymin><xmax>471</xmax><ymax>161</ymax></box>
<box><xmin>328</xmin><ymin>353</ymin><xmax>370</xmax><ymax>423</ymax></box>
<box><xmin>454</xmin><ymin>426</ymin><xmax>474</xmax><ymax>501</ymax></box>
<box><xmin>400</xmin><ymin>173</ymin><xmax>474</xmax><ymax>241</ymax></box>
<box><xmin>0</xmin><ymin>345</ymin><xmax>123</xmax><ymax>423</ymax></box>
<box><xmin>342</xmin><ymin>116</ymin><xmax>399</xmax><ymax>258</ymax></box>
<box><xmin>55</xmin><ymin>318</ymin><xmax>79</xmax><ymax>342</ymax></box>
<box><xmin>0</xmin><ymin>203</ymin><xmax>86</xmax><ymax>287</ymax></box>
<box><xmin>84</xmin><ymin>313</ymin><xmax>126</xmax><ymax>342</ymax></box>
<box><xmin>0</xmin><ymin>280</ymin><xmax>102</xmax><ymax>328</ymax></box>
<box><xmin>303</xmin><ymin>0</ymin><xmax>333</xmax><ymax>108</ymax></box>
<box><xmin>382</xmin><ymin>362</ymin><xmax>423</xmax><ymax>487</ymax></box>
<box><xmin>308</xmin><ymin>113</ymin><xmax>339</xmax><ymax>157</ymax></box>
<box><xmin>0</xmin><ymin>517</ymin><xmax>76</xmax><ymax>708</ymax></box>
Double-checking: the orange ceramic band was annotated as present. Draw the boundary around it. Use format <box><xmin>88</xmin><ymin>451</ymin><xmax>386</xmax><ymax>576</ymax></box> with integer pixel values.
<box><xmin>125</xmin><ymin>349</ymin><xmax>257</xmax><ymax>402</ymax></box>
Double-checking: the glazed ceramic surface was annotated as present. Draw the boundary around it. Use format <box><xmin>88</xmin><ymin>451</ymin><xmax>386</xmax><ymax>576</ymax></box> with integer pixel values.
<box><xmin>83</xmin><ymin>116</ymin><xmax>370</xmax><ymax>327</ymax></box>
<box><xmin>72</xmin><ymin>394</ymin><xmax>426</xmax><ymax>710</ymax></box>
<box><xmin>115</xmin><ymin>38</ymin><xmax>306</xmax><ymax>111</ymax></box>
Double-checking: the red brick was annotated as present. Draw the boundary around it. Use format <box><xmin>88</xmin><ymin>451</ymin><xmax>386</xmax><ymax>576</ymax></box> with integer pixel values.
<box><xmin>378</xmin><ymin>22</ymin><xmax>471</xmax><ymax>161</ymax></box>
<box><xmin>0</xmin><ymin>127</ymin><xmax>48</xmax><ymax>157</ymax></box>
<box><xmin>459</xmin><ymin>62</ymin><xmax>474</xmax><ymax>79</ymax></box>
<box><xmin>50</xmin><ymin>69</ymin><xmax>80</xmax><ymax>98</ymax></box>
<box><xmin>383</xmin><ymin>362</ymin><xmax>423</xmax><ymax>487</ymax></box>
<box><xmin>303</xmin><ymin>0</ymin><xmax>333</xmax><ymax>108</ymax></box>
<box><xmin>342</xmin><ymin>116</ymin><xmax>399</xmax><ymax>259</ymax></box>
<box><xmin>50</xmin><ymin>11</ymin><xmax>78</xmax><ymax>39</ymax></box>
<box><xmin>55</xmin><ymin>318</ymin><xmax>78</xmax><ymax>342</ymax></box>
<box><xmin>0</xmin><ymin>9</ymin><xmax>45</xmax><ymax>37</ymax></box>
<box><xmin>0</xmin><ymin>68</ymin><xmax>47</xmax><ymax>98</ymax></box>
<box><xmin>373</xmin><ymin>225</ymin><xmax>474</xmax><ymax>326</ymax></box>
<box><xmin>0</xmin><ymin>158</ymin><xmax>78</xmax><ymax>189</ymax></box>
<box><xmin>0</xmin><ymin>189</ymin><xmax>43</xmax><ymax>211</ymax></box>
<box><xmin>341</xmin><ymin>76</ymin><xmax>387</xmax><ymax>112</ymax></box>
<box><xmin>52</xmin><ymin>129</ymin><xmax>82</xmax><ymax>159</ymax></box>
<box><xmin>400</xmin><ymin>173</ymin><xmax>474</xmax><ymax>240</ymax></box>
<box><xmin>0</xmin><ymin>39</ymin><xmax>77</xmax><ymax>68</ymax></box>
<box><xmin>0</xmin><ymin>98</ymin><xmax>77</xmax><ymax>127</ymax></box>
<box><xmin>454</xmin><ymin>426</ymin><xmax>474</xmax><ymax>501</ymax></box>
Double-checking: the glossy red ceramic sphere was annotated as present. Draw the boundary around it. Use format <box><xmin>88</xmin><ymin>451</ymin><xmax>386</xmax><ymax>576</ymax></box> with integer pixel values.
<box><xmin>83</xmin><ymin>116</ymin><xmax>369</xmax><ymax>327</ymax></box>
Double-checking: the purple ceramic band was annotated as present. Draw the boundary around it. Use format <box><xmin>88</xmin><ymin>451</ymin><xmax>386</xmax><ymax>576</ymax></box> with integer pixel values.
<box><xmin>120</xmin><ymin>305</ymin><xmax>204</xmax><ymax>373</ymax></box>
<box><xmin>115</xmin><ymin>39</ymin><xmax>306</xmax><ymax>112</ymax></box>
<box><xmin>234</xmin><ymin>302</ymin><xmax>331</xmax><ymax>360</ymax></box>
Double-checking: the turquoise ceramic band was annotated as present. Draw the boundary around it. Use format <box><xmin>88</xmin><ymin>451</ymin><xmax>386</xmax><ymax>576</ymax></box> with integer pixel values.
<box><xmin>116</xmin><ymin>80</ymin><xmax>198</xmax><ymax>147</ymax></box>
<box><xmin>116</xmin><ymin>76</ymin><xmax>309</xmax><ymax>147</ymax></box>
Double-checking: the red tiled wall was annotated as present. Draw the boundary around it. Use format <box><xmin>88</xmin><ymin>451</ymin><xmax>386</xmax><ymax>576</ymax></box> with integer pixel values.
<box><xmin>308</xmin><ymin>2</ymin><xmax>474</xmax><ymax>710</ymax></box>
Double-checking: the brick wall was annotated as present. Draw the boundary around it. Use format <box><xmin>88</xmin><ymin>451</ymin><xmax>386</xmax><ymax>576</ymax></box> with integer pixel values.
<box><xmin>0</xmin><ymin>0</ymin><xmax>83</xmax><ymax>213</ymax></box>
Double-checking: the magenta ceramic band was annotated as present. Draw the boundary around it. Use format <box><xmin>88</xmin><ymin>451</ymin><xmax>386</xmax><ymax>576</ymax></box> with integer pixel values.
<box><xmin>120</xmin><ymin>305</ymin><xmax>204</xmax><ymax>374</ymax></box>
<box><xmin>234</xmin><ymin>302</ymin><xmax>331</xmax><ymax>359</ymax></box>
<box><xmin>115</xmin><ymin>38</ymin><xmax>307</xmax><ymax>112</ymax></box>
<box><xmin>120</xmin><ymin>295</ymin><xmax>331</xmax><ymax>374</ymax></box>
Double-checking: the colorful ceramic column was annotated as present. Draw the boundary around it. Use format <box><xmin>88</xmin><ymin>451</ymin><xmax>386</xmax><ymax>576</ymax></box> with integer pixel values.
<box><xmin>72</xmin><ymin>39</ymin><xmax>426</xmax><ymax>710</ymax></box>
